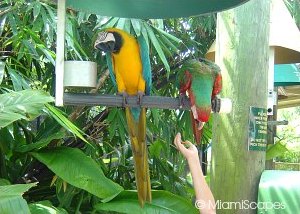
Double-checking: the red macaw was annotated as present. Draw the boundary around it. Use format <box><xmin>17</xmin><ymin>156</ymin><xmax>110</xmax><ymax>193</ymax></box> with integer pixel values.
<box><xmin>177</xmin><ymin>59</ymin><xmax>222</xmax><ymax>144</ymax></box>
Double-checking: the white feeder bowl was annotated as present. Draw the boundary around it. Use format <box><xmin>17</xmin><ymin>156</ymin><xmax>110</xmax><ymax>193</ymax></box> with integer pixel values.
<box><xmin>219</xmin><ymin>98</ymin><xmax>232</xmax><ymax>113</ymax></box>
<box><xmin>212</xmin><ymin>97</ymin><xmax>232</xmax><ymax>114</ymax></box>
<box><xmin>64</xmin><ymin>61</ymin><xmax>97</xmax><ymax>88</ymax></box>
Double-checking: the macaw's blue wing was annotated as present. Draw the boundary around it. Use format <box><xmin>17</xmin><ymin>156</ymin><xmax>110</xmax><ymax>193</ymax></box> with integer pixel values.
<box><xmin>137</xmin><ymin>35</ymin><xmax>152</xmax><ymax>95</ymax></box>
<box><xmin>106</xmin><ymin>54</ymin><xmax>116</xmax><ymax>87</ymax></box>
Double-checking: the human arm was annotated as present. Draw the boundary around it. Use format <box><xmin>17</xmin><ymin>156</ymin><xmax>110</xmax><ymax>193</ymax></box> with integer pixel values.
<box><xmin>173</xmin><ymin>133</ymin><xmax>216</xmax><ymax>214</ymax></box>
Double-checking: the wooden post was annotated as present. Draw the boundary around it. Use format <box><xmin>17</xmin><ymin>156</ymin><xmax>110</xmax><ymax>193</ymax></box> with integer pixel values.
<box><xmin>210</xmin><ymin>0</ymin><xmax>270</xmax><ymax>213</ymax></box>
<box><xmin>55</xmin><ymin>0</ymin><xmax>66</xmax><ymax>106</ymax></box>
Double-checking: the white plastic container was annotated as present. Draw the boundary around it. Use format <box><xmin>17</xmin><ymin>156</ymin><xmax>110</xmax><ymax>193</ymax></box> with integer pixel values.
<box><xmin>64</xmin><ymin>61</ymin><xmax>97</xmax><ymax>88</ymax></box>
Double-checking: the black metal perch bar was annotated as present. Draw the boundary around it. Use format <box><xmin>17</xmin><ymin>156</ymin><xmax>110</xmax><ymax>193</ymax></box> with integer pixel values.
<box><xmin>64</xmin><ymin>93</ymin><xmax>191</xmax><ymax>110</ymax></box>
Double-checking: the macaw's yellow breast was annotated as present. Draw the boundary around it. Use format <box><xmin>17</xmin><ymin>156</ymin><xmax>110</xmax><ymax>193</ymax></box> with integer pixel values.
<box><xmin>112</xmin><ymin>35</ymin><xmax>144</xmax><ymax>95</ymax></box>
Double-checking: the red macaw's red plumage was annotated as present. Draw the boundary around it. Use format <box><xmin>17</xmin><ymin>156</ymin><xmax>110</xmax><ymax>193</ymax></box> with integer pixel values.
<box><xmin>177</xmin><ymin>59</ymin><xmax>222</xmax><ymax>144</ymax></box>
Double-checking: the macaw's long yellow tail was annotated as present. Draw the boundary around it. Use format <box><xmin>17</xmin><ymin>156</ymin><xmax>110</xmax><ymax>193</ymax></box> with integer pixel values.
<box><xmin>125</xmin><ymin>107</ymin><xmax>151</xmax><ymax>207</ymax></box>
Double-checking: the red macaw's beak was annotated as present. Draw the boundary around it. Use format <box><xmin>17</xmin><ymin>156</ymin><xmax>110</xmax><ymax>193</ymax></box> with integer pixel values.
<box><xmin>190</xmin><ymin>105</ymin><xmax>211</xmax><ymax>130</ymax></box>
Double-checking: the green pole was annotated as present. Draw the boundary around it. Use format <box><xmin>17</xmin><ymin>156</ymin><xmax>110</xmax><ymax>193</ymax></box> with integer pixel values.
<box><xmin>211</xmin><ymin>0</ymin><xmax>270</xmax><ymax>213</ymax></box>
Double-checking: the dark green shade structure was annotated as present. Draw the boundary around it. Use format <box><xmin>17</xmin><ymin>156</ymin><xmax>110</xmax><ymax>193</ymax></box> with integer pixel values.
<box><xmin>258</xmin><ymin>170</ymin><xmax>300</xmax><ymax>213</ymax></box>
<box><xmin>274</xmin><ymin>64</ymin><xmax>300</xmax><ymax>86</ymax></box>
<box><xmin>66</xmin><ymin>0</ymin><xmax>250</xmax><ymax>19</ymax></box>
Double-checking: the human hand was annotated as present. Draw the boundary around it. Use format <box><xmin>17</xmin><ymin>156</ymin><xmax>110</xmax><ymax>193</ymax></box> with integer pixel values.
<box><xmin>173</xmin><ymin>133</ymin><xmax>199</xmax><ymax>162</ymax></box>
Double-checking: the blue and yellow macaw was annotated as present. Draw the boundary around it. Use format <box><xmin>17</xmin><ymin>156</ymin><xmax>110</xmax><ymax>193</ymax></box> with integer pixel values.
<box><xmin>94</xmin><ymin>28</ymin><xmax>152</xmax><ymax>207</ymax></box>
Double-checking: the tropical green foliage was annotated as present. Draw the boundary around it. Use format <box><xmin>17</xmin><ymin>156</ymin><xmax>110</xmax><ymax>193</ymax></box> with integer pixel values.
<box><xmin>265</xmin><ymin>0</ymin><xmax>300</xmax><ymax>165</ymax></box>
<box><xmin>285</xmin><ymin>0</ymin><xmax>300</xmax><ymax>28</ymax></box>
<box><xmin>1</xmin><ymin>0</ymin><xmax>299</xmax><ymax>213</ymax></box>
<box><xmin>0</xmin><ymin>0</ymin><xmax>216</xmax><ymax>213</ymax></box>
<box><xmin>274</xmin><ymin>107</ymin><xmax>300</xmax><ymax>163</ymax></box>
<box><xmin>0</xmin><ymin>89</ymin><xmax>53</xmax><ymax>128</ymax></box>
<box><xmin>0</xmin><ymin>183</ymin><xmax>37</xmax><ymax>214</ymax></box>
<box><xmin>266</xmin><ymin>106</ymin><xmax>300</xmax><ymax>165</ymax></box>
<box><xmin>95</xmin><ymin>190</ymin><xmax>198</xmax><ymax>214</ymax></box>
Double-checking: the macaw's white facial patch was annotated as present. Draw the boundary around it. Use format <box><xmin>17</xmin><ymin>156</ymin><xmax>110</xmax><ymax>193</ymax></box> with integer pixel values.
<box><xmin>94</xmin><ymin>32</ymin><xmax>115</xmax><ymax>48</ymax></box>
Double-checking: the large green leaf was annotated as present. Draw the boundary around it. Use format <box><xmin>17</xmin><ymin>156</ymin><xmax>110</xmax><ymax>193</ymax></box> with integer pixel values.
<box><xmin>266</xmin><ymin>142</ymin><xmax>289</xmax><ymax>160</ymax></box>
<box><xmin>0</xmin><ymin>183</ymin><xmax>37</xmax><ymax>214</ymax></box>
<box><xmin>94</xmin><ymin>190</ymin><xmax>198</xmax><ymax>214</ymax></box>
<box><xmin>7</xmin><ymin>67</ymin><xmax>30</xmax><ymax>91</ymax></box>
<box><xmin>31</xmin><ymin>147</ymin><xmax>123</xmax><ymax>200</ymax></box>
<box><xmin>0</xmin><ymin>61</ymin><xmax>4</xmax><ymax>84</ymax></box>
<box><xmin>0</xmin><ymin>89</ymin><xmax>54</xmax><ymax>128</ymax></box>
<box><xmin>29</xmin><ymin>201</ymin><xmax>68</xmax><ymax>214</ymax></box>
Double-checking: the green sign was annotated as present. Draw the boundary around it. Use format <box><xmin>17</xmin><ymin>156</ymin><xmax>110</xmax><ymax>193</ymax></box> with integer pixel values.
<box><xmin>248</xmin><ymin>106</ymin><xmax>267</xmax><ymax>151</ymax></box>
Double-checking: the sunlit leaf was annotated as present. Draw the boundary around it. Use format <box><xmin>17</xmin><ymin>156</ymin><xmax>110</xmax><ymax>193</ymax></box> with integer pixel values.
<box><xmin>36</xmin><ymin>44</ymin><xmax>55</xmax><ymax>65</ymax></box>
<box><xmin>116</xmin><ymin>18</ymin><xmax>126</xmax><ymax>31</ymax></box>
<box><xmin>154</xmin><ymin>27</ymin><xmax>182</xmax><ymax>44</ymax></box>
<box><xmin>99</xmin><ymin>17</ymin><xmax>119</xmax><ymax>29</ymax></box>
<box><xmin>144</xmin><ymin>24</ymin><xmax>170</xmax><ymax>73</ymax></box>
<box><xmin>7</xmin><ymin>67</ymin><xmax>30</xmax><ymax>91</ymax></box>
<box><xmin>0</xmin><ymin>90</ymin><xmax>54</xmax><ymax>128</ymax></box>
<box><xmin>0</xmin><ymin>15</ymin><xmax>7</xmax><ymax>37</ymax></box>
<box><xmin>266</xmin><ymin>142</ymin><xmax>289</xmax><ymax>160</ymax></box>
<box><xmin>159</xmin><ymin>33</ymin><xmax>180</xmax><ymax>54</ymax></box>
<box><xmin>131</xmin><ymin>19</ymin><xmax>141</xmax><ymax>36</ymax></box>
<box><xmin>0</xmin><ymin>61</ymin><xmax>4</xmax><ymax>84</ymax></box>
<box><xmin>123</xmin><ymin>19</ymin><xmax>131</xmax><ymax>33</ymax></box>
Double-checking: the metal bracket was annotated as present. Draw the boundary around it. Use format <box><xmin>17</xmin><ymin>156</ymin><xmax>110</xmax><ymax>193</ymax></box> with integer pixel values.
<box><xmin>267</xmin><ymin>120</ymin><xmax>288</xmax><ymax>126</ymax></box>
<box><xmin>211</xmin><ymin>97</ymin><xmax>221</xmax><ymax>113</ymax></box>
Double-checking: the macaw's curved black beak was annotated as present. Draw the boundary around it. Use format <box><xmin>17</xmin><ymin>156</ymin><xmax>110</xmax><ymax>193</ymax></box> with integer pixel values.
<box><xmin>95</xmin><ymin>41</ymin><xmax>115</xmax><ymax>53</ymax></box>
